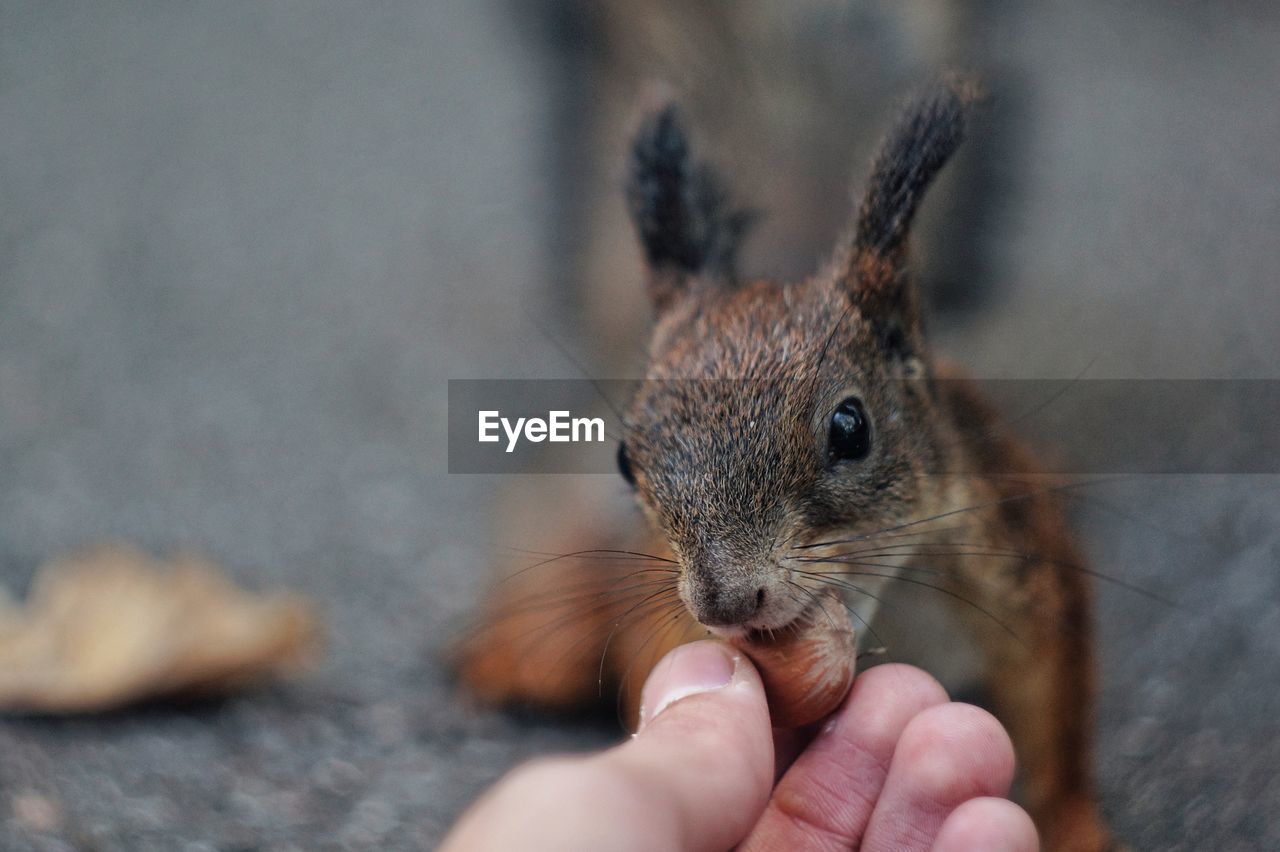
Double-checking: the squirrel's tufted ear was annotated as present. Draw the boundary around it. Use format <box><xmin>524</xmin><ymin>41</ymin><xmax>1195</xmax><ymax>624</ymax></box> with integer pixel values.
<box><xmin>838</xmin><ymin>77</ymin><xmax>980</xmax><ymax>344</ymax></box>
<box><xmin>627</xmin><ymin>105</ymin><xmax>753</xmax><ymax>314</ymax></box>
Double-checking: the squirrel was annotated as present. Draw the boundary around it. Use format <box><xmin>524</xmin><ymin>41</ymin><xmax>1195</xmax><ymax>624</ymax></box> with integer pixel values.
<box><xmin>457</xmin><ymin>79</ymin><xmax>1113</xmax><ymax>851</ymax></box>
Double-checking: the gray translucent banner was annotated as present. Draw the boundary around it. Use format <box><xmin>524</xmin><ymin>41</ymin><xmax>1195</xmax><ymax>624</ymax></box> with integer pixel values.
<box><xmin>447</xmin><ymin>379</ymin><xmax>1280</xmax><ymax>474</ymax></box>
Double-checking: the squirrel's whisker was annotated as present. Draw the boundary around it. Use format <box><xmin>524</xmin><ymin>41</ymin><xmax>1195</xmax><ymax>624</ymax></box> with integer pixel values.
<box><xmin>613</xmin><ymin>602</ymin><xmax>696</xmax><ymax>714</ymax></box>
<box><xmin>493</xmin><ymin>548</ymin><xmax>678</xmax><ymax>588</ymax></box>
<box><xmin>801</xmin><ymin>561</ymin><xmax>1026</xmax><ymax>648</ymax></box>
<box><xmin>797</xmin><ymin>545</ymin><xmax>1175</xmax><ymax>606</ymax></box>
<box><xmin>597</xmin><ymin>587</ymin><xmax>686</xmax><ymax>684</ymax></box>
<box><xmin>792</xmin><ymin>476</ymin><xmax>1137</xmax><ymax>552</ymax></box>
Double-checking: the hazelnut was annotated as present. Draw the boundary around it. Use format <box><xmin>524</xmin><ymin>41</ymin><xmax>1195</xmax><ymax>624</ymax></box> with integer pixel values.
<box><xmin>728</xmin><ymin>591</ymin><xmax>856</xmax><ymax>728</ymax></box>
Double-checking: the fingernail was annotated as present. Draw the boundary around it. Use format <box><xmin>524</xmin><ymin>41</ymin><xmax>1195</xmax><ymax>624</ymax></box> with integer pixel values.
<box><xmin>637</xmin><ymin>641</ymin><xmax>737</xmax><ymax>732</ymax></box>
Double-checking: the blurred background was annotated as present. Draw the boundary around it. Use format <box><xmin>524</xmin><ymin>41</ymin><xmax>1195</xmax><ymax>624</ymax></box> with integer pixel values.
<box><xmin>1</xmin><ymin>0</ymin><xmax>1277</xmax><ymax>848</ymax></box>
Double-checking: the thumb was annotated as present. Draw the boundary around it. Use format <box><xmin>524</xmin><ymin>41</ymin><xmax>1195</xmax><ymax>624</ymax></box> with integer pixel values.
<box><xmin>441</xmin><ymin>640</ymin><xmax>774</xmax><ymax>852</ymax></box>
<box><xmin>599</xmin><ymin>640</ymin><xmax>775</xmax><ymax>851</ymax></box>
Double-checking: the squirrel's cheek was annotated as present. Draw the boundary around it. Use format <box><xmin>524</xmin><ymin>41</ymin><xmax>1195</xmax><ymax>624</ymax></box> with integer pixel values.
<box><xmin>727</xmin><ymin>591</ymin><xmax>856</xmax><ymax>728</ymax></box>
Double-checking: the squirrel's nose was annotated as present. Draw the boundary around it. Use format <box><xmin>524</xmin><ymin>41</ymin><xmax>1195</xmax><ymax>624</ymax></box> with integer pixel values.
<box><xmin>693</xmin><ymin>583</ymin><xmax>765</xmax><ymax>627</ymax></box>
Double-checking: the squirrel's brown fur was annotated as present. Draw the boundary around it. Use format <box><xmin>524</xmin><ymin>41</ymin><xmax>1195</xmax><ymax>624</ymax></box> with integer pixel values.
<box><xmin>457</xmin><ymin>80</ymin><xmax>1112</xmax><ymax>851</ymax></box>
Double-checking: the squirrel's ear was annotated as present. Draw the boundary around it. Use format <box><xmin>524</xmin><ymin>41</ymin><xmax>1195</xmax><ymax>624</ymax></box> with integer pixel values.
<box><xmin>627</xmin><ymin>105</ymin><xmax>752</xmax><ymax>313</ymax></box>
<box><xmin>838</xmin><ymin>78</ymin><xmax>979</xmax><ymax>340</ymax></box>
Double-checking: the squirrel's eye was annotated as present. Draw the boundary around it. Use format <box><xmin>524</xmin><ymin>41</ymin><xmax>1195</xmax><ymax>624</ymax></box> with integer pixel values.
<box><xmin>827</xmin><ymin>397</ymin><xmax>872</xmax><ymax>463</ymax></box>
<box><xmin>617</xmin><ymin>442</ymin><xmax>636</xmax><ymax>486</ymax></box>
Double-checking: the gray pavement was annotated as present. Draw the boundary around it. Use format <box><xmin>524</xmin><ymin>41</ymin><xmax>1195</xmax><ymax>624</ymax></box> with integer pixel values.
<box><xmin>0</xmin><ymin>1</ymin><xmax>1276</xmax><ymax>849</ymax></box>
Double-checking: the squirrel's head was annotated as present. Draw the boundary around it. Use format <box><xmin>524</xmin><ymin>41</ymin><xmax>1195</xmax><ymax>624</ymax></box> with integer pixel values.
<box><xmin>618</xmin><ymin>81</ymin><xmax>977</xmax><ymax>632</ymax></box>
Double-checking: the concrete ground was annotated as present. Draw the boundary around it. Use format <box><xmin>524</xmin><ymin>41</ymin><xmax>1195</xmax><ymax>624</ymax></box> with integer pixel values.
<box><xmin>0</xmin><ymin>1</ymin><xmax>1276</xmax><ymax>849</ymax></box>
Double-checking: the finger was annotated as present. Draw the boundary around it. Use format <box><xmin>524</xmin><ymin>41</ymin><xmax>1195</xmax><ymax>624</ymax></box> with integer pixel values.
<box><xmin>609</xmin><ymin>640</ymin><xmax>775</xmax><ymax>850</ymax></box>
<box><xmin>932</xmin><ymin>797</ymin><xmax>1039</xmax><ymax>852</ymax></box>
<box><xmin>440</xmin><ymin>640</ymin><xmax>773</xmax><ymax>852</ymax></box>
<box><xmin>862</xmin><ymin>703</ymin><xmax>1017</xmax><ymax>852</ymax></box>
<box><xmin>739</xmin><ymin>664</ymin><xmax>949</xmax><ymax>852</ymax></box>
<box><xmin>771</xmin><ymin>723</ymin><xmax>819</xmax><ymax>781</ymax></box>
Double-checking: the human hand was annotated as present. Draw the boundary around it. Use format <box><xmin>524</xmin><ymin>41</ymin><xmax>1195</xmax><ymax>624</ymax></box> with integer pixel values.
<box><xmin>441</xmin><ymin>640</ymin><xmax>1037</xmax><ymax>851</ymax></box>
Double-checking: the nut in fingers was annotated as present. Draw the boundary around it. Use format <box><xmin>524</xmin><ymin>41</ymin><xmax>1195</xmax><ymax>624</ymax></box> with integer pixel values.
<box><xmin>727</xmin><ymin>591</ymin><xmax>856</xmax><ymax>728</ymax></box>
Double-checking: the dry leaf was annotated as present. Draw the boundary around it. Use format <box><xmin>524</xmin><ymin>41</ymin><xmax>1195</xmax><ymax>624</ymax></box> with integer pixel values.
<box><xmin>0</xmin><ymin>545</ymin><xmax>320</xmax><ymax>713</ymax></box>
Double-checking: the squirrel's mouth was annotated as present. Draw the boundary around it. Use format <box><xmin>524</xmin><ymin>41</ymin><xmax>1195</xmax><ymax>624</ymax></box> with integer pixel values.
<box><xmin>703</xmin><ymin>592</ymin><xmax>827</xmax><ymax>643</ymax></box>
